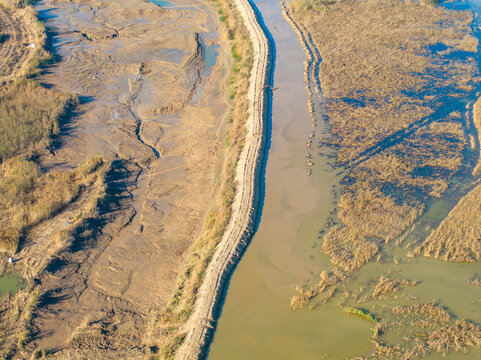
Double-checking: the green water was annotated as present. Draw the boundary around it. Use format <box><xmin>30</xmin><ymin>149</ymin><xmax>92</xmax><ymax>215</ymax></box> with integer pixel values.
<box><xmin>0</xmin><ymin>273</ymin><xmax>26</xmax><ymax>298</ymax></box>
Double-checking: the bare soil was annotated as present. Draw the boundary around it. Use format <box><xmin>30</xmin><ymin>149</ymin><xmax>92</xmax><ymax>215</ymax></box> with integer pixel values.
<box><xmin>0</xmin><ymin>5</ymin><xmax>37</xmax><ymax>81</ymax></box>
<box><xmin>0</xmin><ymin>0</ymin><xmax>234</xmax><ymax>357</ymax></box>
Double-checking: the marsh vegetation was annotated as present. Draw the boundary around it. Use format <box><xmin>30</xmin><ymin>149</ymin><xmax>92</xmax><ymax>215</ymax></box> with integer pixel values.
<box><xmin>0</xmin><ymin>2</ymin><xmax>112</xmax><ymax>357</ymax></box>
<box><xmin>288</xmin><ymin>0</ymin><xmax>480</xmax><ymax>280</ymax></box>
<box><xmin>291</xmin><ymin>0</ymin><xmax>479</xmax><ymax>274</ymax></box>
<box><xmin>284</xmin><ymin>0</ymin><xmax>481</xmax><ymax>357</ymax></box>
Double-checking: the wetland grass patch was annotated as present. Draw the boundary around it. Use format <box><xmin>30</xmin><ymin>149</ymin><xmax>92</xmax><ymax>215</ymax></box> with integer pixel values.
<box><xmin>415</xmin><ymin>182</ymin><xmax>481</xmax><ymax>262</ymax></box>
<box><xmin>287</xmin><ymin>0</ymin><xmax>479</xmax><ymax>280</ymax></box>
<box><xmin>0</xmin><ymin>155</ymin><xmax>109</xmax><ymax>253</ymax></box>
<box><xmin>286</xmin><ymin>1</ymin><xmax>481</xmax><ymax>357</ymax></box>
<box><xmin>0</xmin><ymin>80</ymin><xmax>76</xmax><ymax>162</ymax></box>
<box><xmin>364</xmin><ymin>304</ymin><xmax>481</xmax><ymax>359</ymax></box>
<box><xmin>371</xmin><ymin>277</ymin><xmax>420</xmax><ymax>299</ymax></box>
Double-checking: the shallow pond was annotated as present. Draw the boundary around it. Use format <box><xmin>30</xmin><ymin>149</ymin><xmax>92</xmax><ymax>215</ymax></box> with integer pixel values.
<box><xmin>0</xmin><ymin>272</ymin><xmax>26</xmax><ymax>298</ymax></box>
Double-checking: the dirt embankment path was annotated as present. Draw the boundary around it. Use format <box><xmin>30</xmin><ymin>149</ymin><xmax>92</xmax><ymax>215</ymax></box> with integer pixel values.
<box><xmin>176</xmin><ymin>0</ymin><xmax>271</xmax><ymax>358</ymax></box>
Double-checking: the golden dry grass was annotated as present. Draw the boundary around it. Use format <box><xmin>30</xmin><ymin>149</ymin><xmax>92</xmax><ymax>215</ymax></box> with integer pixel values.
<box><xmin>292</xmin><ymin>0</ymin><xmax>477</xmax><ymax>164</ymax></box>
<box><xmin>0</xmin><ymin>80</ymin><xmax>76</xmax><ymax>161</ymax></box>
<box><xmin>287</xmin><ymin>0</ymin><xmax>478</xmax><ymax>276</ymax></box>
<box><xmin>0</xmin><ymin>2</ymin><xmax>83</xmax><ymax>253</ymax></box>
<box><xmin>0</xmin><ymin>155</ymin><xmax>108</xmax><ymax>253</ymax></box>
<box><xmin>415</xmin><ymin>182</ymin><xmax>481</xmax><ymax>262</ymax></box>
<box><xmin>365</xmin><ymin>303</ymin><xmax>481</xmax><ymax>360</ymax></box>
<box><xmin>0</xmin><ymin>2</ymin><xmax>75</xmax><ymax>161</ymax></box>
<box><xmin>290</xmin><ymin>269</ymin><xmax>346</xmax><ymax>310</ymax></box>
<box><xmin>372</xmin><ymin>277</ymin><xmax>419</xmax><ymax>299</ymax></box>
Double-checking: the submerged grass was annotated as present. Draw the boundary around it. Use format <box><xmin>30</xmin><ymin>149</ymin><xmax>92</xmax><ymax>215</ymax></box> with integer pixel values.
<box><xmin>371</xmin><ymin>277</ymin><xmax>419</xmax><ymax>299</ymax></box>
<box><xmin>342</xmin><ymin>306</ymin><xmax>377</xmax><ymax>322</ymax></box>
<box><xmin>288</xmin><ymin>0</ymin><xmax>479</xmax><ymax>276</ymax></box>
<box><xmin>415</xmin><ymin>182</ymin><xmax>481</xmax><ymax>262</ymax></box>
<box><xmin>364</xmin><ymin>303</ymin><xmax>481</xmax><ymax>359</ymax></box>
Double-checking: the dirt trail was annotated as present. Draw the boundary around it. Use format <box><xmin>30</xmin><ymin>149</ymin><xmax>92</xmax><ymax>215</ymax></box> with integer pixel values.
<box><xmin>175</xmin><ymin>0</ymin><xmax>271</xmax><ymax>357</ymax></box>
<box><xmin>0</xmin><ymin>6</ymin><xmax>37</xmax><ymax>81</ymax></box>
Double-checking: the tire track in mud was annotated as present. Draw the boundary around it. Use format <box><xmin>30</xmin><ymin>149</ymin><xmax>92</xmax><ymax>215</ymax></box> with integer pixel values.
<box><xmin>0</xmin><ymin>8</ymin><xmax>16</xmax><ymax>76</ymax></box>
<box><xmin>0</xmin><ymin>7</ymin><xmax>37</xmax><ymax>81</ymax></box>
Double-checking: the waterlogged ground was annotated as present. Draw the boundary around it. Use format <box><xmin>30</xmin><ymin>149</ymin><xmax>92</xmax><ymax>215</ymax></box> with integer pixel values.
<box><xmin>0</xmin><ymin>273</ymin><xmax>26</xmax><ymax>298</ymax></box>
<box><xmin>210</xmin><ymin>0</ymin><xmax>481</xmax><ymax>359</ymax></box>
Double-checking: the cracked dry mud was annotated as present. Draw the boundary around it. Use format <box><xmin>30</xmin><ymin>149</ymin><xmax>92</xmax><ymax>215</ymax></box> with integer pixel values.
<box><xmin>2</xmin><ymin>0</ymin><xmax>231</xmax><ymax>356</ymax></box>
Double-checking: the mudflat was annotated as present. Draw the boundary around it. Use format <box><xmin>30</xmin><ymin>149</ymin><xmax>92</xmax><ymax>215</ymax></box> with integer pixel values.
<box><xmin>0</xmin><ymin>0</ymin><xmax>233</xmax><ymax>357</ymax></box>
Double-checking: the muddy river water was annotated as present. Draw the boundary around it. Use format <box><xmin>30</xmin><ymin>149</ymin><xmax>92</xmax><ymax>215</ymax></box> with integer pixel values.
<box><xmin>0</xmin><ymin>0</ymin><xmax>479</xmax><ymax>357</ymax></box>
<box><xmin>208</xmin><ymin>0</ymin><xmax>481</xmax><ymax>359</ymax></box>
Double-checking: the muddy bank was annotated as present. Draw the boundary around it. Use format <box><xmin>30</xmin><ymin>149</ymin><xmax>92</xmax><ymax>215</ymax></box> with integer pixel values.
<box><xmin>0</xmin><ymin>0</ymin><xmax>233</xmax><ymax>357</ymax></box>
<box><xmin>175</xmin><ymin>0</ymin><xmax>271</xmax><ymax>357</ymax></box>
<box><xmin>210</xmin><ymin>0</ymin><xmax>481</xmax><ymax>359</ymax></box>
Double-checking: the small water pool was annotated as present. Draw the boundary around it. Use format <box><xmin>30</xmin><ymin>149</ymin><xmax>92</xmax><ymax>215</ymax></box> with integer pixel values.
<box><xmin>0</xmin><ymin>273</ymin><xmax>27</xmax><ymax>298</ymax></box>
<box><xmin>150</xmin><ymin>0</ymin><xmax>175</xmax><ymax>8</ymax></box>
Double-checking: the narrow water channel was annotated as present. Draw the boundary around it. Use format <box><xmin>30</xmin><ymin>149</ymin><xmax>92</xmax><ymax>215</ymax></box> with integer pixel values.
<box><xmin>208</xmin><ymin>0</ymin><xmax>371</xmax><ymax>358</ymax></box>
<box><xmin>209</xmin><ymin>0</ymin><xmax>481</xmax><ymax>359</ymax></box>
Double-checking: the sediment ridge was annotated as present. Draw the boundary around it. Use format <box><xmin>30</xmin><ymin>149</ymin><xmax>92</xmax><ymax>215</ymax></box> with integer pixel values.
<box><xmin>175</xmin><ymin>0</ymin><xmax>271</xmax><ymax>358</ymax></box>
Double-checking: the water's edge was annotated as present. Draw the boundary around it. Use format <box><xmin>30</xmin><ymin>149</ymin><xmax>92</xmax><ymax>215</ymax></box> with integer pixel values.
<box><xmin>175</xmin><ymin>0</ymin><xmax>274</xmax><ymax>357</ymax></box>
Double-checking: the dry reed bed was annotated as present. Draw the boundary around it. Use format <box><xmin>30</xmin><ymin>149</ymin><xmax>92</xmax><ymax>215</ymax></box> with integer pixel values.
<box><xmin>0</xmin><ymin>80</ymin><xmax>76</xmax><ymax>162</ymax></box>
<box><xmin>360</xmin><ymin>303</ymin><xmax>481</xmax><ymax>360</ymax></box>
<box><xmin>0</xmin><ymin>156</ymin><xmax>108</xmax><ymax>253</ymax></box>
<box><xmin>286</xmin><ymin>2</ymin><xmax>481</xmax><ymax>358</ymax></box>
<box><xmin>291</xmin><ymin>0</ymin><xmax>478</xmax><ymax>164</ymax></box>
<box><xmin>415</xmin><ymin>181</ymin><xmax>481</xmax><ymax>262</ymax></box>
<box><xmin>287</xmin><ymin>0</ymin><xmax>479</xmax><ymax>275</ymax></box>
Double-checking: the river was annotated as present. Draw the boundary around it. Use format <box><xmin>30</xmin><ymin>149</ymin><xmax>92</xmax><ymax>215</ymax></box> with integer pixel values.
<box><xmin>208</xmin><ymin>0</ymin><xmax>481</xmax><ymax>359</ymax></box>
<box><xmin>208</xmin><ymin>0</ymin><xmax>372</xmax><ymax>358</ymax></box>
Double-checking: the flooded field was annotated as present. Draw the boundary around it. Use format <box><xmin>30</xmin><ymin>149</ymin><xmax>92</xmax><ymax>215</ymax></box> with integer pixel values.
<box><xmin>209</xmin><ymin>0</ymin><xmax>481</xmax><ymax>359</ymax></box>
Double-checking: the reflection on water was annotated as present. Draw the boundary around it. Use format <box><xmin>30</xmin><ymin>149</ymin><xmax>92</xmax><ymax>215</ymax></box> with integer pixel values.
<box><xmin>150</xmin><ymin>0</ymin><xmax>174</xmax><ymax>7</ymax></box>
<box><xmin>190</xmin><ymin>40</ymin><xmax>220</xmax><ymax>105</ymax></box>
<box><xmin>205</xmin><ymin>42</ymin><xmax>220</xmax><ymax>76</ymax></box>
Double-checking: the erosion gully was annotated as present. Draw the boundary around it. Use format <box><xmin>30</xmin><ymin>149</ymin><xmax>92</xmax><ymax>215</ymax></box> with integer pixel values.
<box><xmin>208</xmin><ymin>0</ymin><xmax>481</xmax><ymax>359</ymax></box>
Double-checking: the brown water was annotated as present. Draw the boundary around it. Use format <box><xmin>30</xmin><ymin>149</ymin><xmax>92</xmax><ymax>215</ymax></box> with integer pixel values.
<box><xmin>208</xmin><ymin>0</ymin><xmax>481</xmax><ymax>359</ymax></box>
